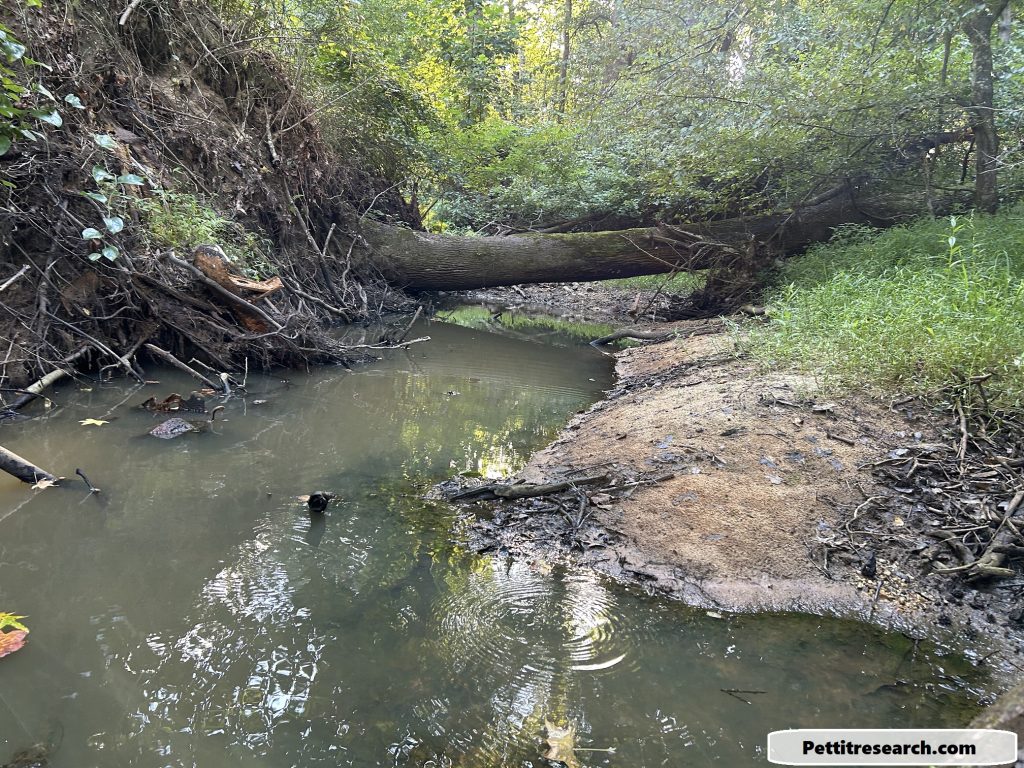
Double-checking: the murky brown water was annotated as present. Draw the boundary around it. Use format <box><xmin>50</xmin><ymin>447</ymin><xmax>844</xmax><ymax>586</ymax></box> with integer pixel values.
<box><xmin>0</xmin><ymin>318</ymin><xmax>986</xmax><ymax>767</ymax></box>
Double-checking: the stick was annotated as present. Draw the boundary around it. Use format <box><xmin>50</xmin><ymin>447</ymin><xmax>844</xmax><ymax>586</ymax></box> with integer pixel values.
<box><xmin>143</xmin><ymin>344</ymin><xmax>224</xmax><ymax>391</ymax></box>
<box><xmin>394</xmin><ymin>305</ymin><xmax>422</xmax><ymax>344</ymax></box>
<box><xmin>118</xmin><ymin>0</ymin><xmax>144</xmax><ymax>25</ymax></box>
<box><xmin>450</xmin><ymin>474</ymin><xmax>608</xmax><ymax>501</ymax></box>
<box><xmin>0</xmin><ymin>445</ymin><xmax>58</xmax><ymax>484</ymax></box>
<box><xmin>9</xmin><ymin>347</ymin><xmax>90</xmax><ymax>410</ymax></box>
<box><xmin>43</xmin><ymin>311</ymin><xmax>145</xmax><ymax>383</ymax></box>
<box><xmin>0</xmin><ymin>265</ymin><xmax>29</xmax><ymax>293</ymax></box>
<box><xmin>590</xmin><ymin>329</ymin><xmax>673</xmax><ymax>346</ymax></box>
<box><xmin>75</xmin><ymin>468</ymin><xmax>101</xmax><ymax>494</ymax></box>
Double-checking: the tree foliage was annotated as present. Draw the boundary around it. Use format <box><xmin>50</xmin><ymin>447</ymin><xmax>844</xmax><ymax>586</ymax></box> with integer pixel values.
<box><xmin>228</xmin><ymin>0</ymin><xmax>1024</xmax><ymax>230</ymax></box>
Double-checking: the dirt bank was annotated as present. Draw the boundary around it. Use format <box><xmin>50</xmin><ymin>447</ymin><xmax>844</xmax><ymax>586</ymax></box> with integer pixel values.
<box><xmin>442</xmin><ymin>285</ymin><xmax>1024</xmax><ymax>700</ymax></box>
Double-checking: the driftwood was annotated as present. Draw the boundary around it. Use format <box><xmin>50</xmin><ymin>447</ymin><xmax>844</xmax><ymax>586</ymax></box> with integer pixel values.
<box><xmin>590</xmin><ymin>329</ymin><xmax>673</xmax><ymax>346</ymax></box>
<box><xmin>450</xmin><ymin>473</ymin><xmax>608</xmax><ymax>502</ymax></box>
<box><xmin>143</xmin><ymin>343</ymin><xmax>225</xmax><ymax>392</ymax></box>
<box><xmin>591</xmin><ymin>323</ymin><xmax>723</xmax><ymax>347</ymax></box>
<box><xmin>8</xmin><ymin>347</ymin><xmax>90</xmax><ymax>410</ymax></box>
<box><xmin>0</xmin><ymin>445</ymin><xmax>58</xmax><ymax>484</ymax></box>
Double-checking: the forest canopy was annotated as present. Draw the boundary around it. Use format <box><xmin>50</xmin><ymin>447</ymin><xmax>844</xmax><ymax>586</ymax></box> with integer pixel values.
<box><xmin>224</xmin><ymin>0</ymin><xmax>1023</xmax><ymax>231</ymax></box>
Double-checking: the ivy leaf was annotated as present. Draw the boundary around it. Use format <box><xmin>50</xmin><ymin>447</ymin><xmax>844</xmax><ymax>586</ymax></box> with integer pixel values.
<box><xmin>91</xmin><ymin>165</ymin><xmax>114</xmax><ymax>183</ymax></box>
<box><xmin>102</xmin><ymin>215</ymin><xmax>124</xmax><ymax>233</ymax></box>
<box><xmin>81</xmin><ymin>227</ymin><xmax>103</xmax><ymax>240</ymax></box>
<box><xmin>116</xmin><ymin>173</ymin><xmax>145</xmax><ymax>186</ymax></box>
<box><xmin>82</xmin><ymin>191</ymin><xmax>107</xmax><ymax>204</ymax></box>
<box><xmin>101</xmin><ymin>245</ymin><xmax>119</xmax><ymax>261</ymax></box>
<box><xmin>63</xmin><ymin>93</ymin><xmax>84</xmax><ymax>109</ymax></box>
<box><xmin>0</xmin><ymin>630</ymin><xmax>28</xmax><ymax>659</ymax></box>
<box><xmin>79</xmin><ymin>418</ymin><xmax>109</xmax><ymax>426</ymax></box>
<box><xmin>0</xmin><ymin>134</ymin><xmax>10</xmax><ymax>156</ymax></box>
<box><xmin>34</xmin><ymin>109</ymin><xmax>61</xmax><ymax>127</ymax></box>
<box><xmin>87</xmin><ymin>252</ymin><xmax>102</xmax><ymax>261</ymax></box>
<box><xmin>93</xmin><ymin>133</ymin><xmax>117</xmax><ymax>151</ymax></box>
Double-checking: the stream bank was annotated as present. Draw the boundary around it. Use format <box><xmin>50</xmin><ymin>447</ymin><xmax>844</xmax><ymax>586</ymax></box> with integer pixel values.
<box><xmin>442</xmin><ymin>283</ymin><xmax>1024</xmax><ymax>740</ymax></box>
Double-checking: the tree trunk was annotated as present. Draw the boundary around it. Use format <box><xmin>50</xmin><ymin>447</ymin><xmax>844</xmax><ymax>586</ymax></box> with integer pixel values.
<box><xmin>361</xmin><ymin>185</ymin><xmax>949</xmax><ymax>291</ymax></box>
<box><xmin>557</xmin><ymin>0</ymin><xmax>572</xmax><ymax>118</ymax></box>
<box><xmin>963</xmin><ymin>2</ymin><xmax>1008</xmax><ymax>214</ymax></box>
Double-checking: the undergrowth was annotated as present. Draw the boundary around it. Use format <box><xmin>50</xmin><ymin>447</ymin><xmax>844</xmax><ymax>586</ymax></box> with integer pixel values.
<box><xmin>744</xmin><ymin>206</ymin><xmax>1024</xmax><ymax>409</ymax></box>
<box><xmin>139</xmin><ymin>190</ymin><xmax>276</xmax><ymax>279</ymax></box>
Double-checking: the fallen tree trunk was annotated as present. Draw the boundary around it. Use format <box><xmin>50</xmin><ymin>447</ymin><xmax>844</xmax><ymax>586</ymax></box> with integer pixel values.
<box><xmin>362</xmin><ymin>186</ymin><xmax>958</xmax><ymax>291</ymax></box>
<box><xmin>0</xmin><ymin>445</ymin><xmax>58</xmax><ymax>485</ymax></box>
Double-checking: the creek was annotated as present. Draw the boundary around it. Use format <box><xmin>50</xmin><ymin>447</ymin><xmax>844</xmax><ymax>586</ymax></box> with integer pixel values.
<box><xmin>0</xmin><ymin>317</ymin><xmax>986</xmax><ymax>767</ymax></box>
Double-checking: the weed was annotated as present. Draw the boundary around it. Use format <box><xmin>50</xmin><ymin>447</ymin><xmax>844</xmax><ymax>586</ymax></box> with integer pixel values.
<box><xmin>743</xmin><ymin>206</ymin><xmax>1024</xmax><ymax>409</ymax></box>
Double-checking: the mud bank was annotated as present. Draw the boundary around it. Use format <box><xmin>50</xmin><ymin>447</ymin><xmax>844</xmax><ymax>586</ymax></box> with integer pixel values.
<box><xmin>444</xmin><ymin>315</ymin><xmax>1024</xmax><ymax>689</ymax></box>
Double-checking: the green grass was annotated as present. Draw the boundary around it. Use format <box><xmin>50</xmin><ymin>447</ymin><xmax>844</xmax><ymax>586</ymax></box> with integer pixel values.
<box><xmin>744</xmin><ymin>207</ymin><xmax>1024</xmax><ymax>409</ymax></box>
<box><xmin>602</xmin><ymin>271</ymin><xmax>707</xmax><ymax>294</ymax></box>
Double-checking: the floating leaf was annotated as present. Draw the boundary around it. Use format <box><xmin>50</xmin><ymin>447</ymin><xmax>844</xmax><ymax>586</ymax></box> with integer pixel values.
<box><xmin>93</xmin><ymin>133</ymin><xmax>118</xmax><ymax>150</ymax></box>
<box><xmin>81</xmin><ymin>227</ymin><xmax>102</xmax><ymax>239</ymax></box>
<box><xmin>79</xmin><ymin>418</ymin><xmax>109</xmax><ymax>426</ymax></box>
<box><xmin>30</xmin><ymin>478</ymin><xmax>56</xmax><ymax>490</ymax></box>
<box><xmin>34</xmin><ymin>109</ymin><xmax>61</xmax><ymax>127</ymax></box>
<box><xmin>102</xmin><ymin>215</ymin><xmax>124</xmax><ymax>233</ymax></box>
<box><xmin>101</xmin><ymin>244</ymin><xmax>119</xmax><ymax>261</ymax></box>
<box><xmin>0</xmin><ymin>629</ymin><xmax>27</xmax><ymax>659</ymax></box>
<box><xmin>116</xmin><ymin>173</ymin><xmax>144</xmax><ymax>186</ymax></box>
<box><xmin>91</xmin><ymin>165</ymin><xmax>114</xmax><ymax>183</ymax></box>
<box><xmin>63</xmin><ymin>93</ymin><xmax>84</xmax><ymax>109</ymax></box>
<box><xmin>0</xmin><ymin>613</ymin><xmax>28</xmax><ymax>633</ymax></box>
<box><xmin>0</xmin><ymin>134</ymin><xmax>10</xmax><ymax>156</ymax></box>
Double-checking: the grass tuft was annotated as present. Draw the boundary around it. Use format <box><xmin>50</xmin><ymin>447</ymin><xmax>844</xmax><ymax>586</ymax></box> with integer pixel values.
<box><xmin>744</xmin><ymin>207</ymin><xmax>1024</xmax><ymax>409</ymax></box>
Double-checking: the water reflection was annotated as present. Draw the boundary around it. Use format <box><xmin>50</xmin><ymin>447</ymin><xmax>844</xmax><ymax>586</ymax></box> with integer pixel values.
<box><xmin>0</xmin><ymin>320</ymin><xmax>984</xmax><ymax>767</ymax></box>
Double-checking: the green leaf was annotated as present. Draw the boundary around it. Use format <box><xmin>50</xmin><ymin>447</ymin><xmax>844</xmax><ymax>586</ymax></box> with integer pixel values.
<box><xmin>93</xmin><ymin>133</ymin><xmax>117</xmax><ymax>150</ymax></box>
<box><xmin>0</xmin><ymin>134</ymin><xmax>10</xmax><ymax>156</ymax></box>
<box><xmin>116</xmin><ymin>173</ymin><xmax>145</xmax><ymax>186</ymax></box>
<box><xmin>82</xmin><ymin>191</ymin><xmax>107</xmax><ymax>204</ymax></box>
<box><xmin>91</xmin><ymin>165</ymin><xmax>114</xmax><ymax>183</ymax></box>
<box><xmin>1</xmin><ymin>39</ymin><xmax>26</xmax><ymax>61</ymax></box>
<box><xmin>81</xmin><ymin>227</ymin><xmax>103</xmax><ymax>239</ymax></box>
<box><xmin>101</xmin><ymin>245</ymin><xmax>119</xmax><ymax>261</ymax></box>
<box><xmin>63</xmin><ymin>93</ymin><xmax>84</xmax><ymax>109</ymax></box>
<box><xmin>102</xmin><ymin>215</ymin><xmax>124</xmax><ymax>234</ymax></box>
<box><xmin>0</xmin><ymin>613</ymin><xmax>28</xmax><ymax>633</ymax></box>
<box><xmin>33</xmin><ymin>82</ymin><xmax>54</xmax><ymax>101</ymax></box>
<box><xmin>18</xmin><ymin>128</ymin><xmax>40</xmax><ymax>140</ymax></box>
<box><xmin>87</xmin><ymin>252</ymin><xmax>102</xmax><ymax>261</ymax></box>
<box><xmin>34</xmin><ymin>108</ymin><xmax>61</xmax><ymax>127</ymax></box>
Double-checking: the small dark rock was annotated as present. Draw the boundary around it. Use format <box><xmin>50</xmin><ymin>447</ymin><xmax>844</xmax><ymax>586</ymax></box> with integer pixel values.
<box><xmin>860</xmin><ymin>550</ymin><xmax>877</xmax><ymax>579</ymax></box>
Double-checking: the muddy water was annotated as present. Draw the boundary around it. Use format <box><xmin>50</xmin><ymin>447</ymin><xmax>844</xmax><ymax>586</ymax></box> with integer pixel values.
<box><xmin>0</xmin><ymin>319</ymin><xmax>985</xmax><ymax>767</ymax></box>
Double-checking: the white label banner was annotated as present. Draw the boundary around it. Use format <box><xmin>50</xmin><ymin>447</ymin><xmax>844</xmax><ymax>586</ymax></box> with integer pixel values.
<box><xmin>767</xmin><ymin>729</ymin><xmax>1018</xmax><ymax>766</ymax></box>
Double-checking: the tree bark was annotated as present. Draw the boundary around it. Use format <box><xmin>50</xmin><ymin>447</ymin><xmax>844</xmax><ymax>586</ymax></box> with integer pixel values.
<box><xmin>361</xmin><ymin>185</ymin><xmax>950</xmax><ymax>291</ymax></box>
<box><xmin>963</xmin><ymin>2</ymin><xmax>1008</xmax><ymax>214</ymax></box>
<box><xmin>557</xmin><ymin>0</ymin><xmax>572</xmax><ymax>118</ymax></box>
<box><xmin>0</xmin><ymin>445</ymin><xmax>58</xmax><ymax>485</ymax></box>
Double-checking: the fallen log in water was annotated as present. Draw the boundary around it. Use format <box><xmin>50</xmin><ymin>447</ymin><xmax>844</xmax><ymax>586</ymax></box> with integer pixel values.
<box><xmin>0</xmin><ymin>445</ymin><xmax>58</xmax><ymax>485</ymax></box>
